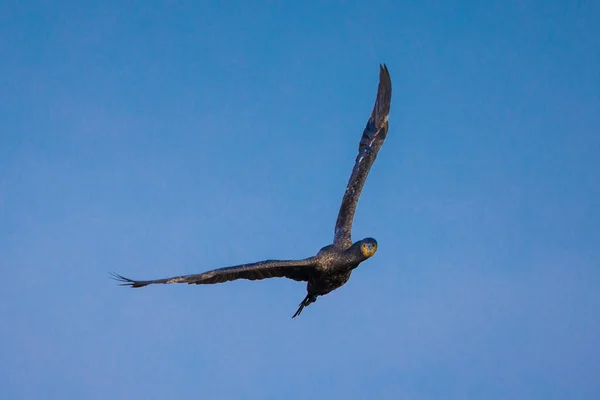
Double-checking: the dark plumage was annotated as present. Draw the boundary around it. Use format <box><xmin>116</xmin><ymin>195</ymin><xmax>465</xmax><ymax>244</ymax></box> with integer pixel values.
<box><xmin>112</xmin><ymin>65</ymin><xmax>392</xmax><ymax>318</ymax></box>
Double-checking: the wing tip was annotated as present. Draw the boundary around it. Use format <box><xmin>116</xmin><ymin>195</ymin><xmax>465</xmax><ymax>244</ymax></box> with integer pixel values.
<box><xmin>372</xmin><ymin>63</ymin><xmax>391</xmax><ymax>123</ymax></box>
<box><xmin>378</xmin><ymin>63</ymin><xmax>391</xmax><ymax>91</ymax></box>
<box><xmin>109</xmin><ymin>271</ymin><xmax>149</xmax><ymax>288</ymax></box>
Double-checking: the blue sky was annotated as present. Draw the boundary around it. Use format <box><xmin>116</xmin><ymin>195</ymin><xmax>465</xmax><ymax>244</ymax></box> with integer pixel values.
<box><xmin>1</xmin><ymin>0</ymin><xmax>599</xmax><ymax>398</ymax></box>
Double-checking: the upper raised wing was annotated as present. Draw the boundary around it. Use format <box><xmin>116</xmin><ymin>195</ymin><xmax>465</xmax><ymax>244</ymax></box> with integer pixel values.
<box><xmin>111</xmin><ymin>258</ymin><xmax>317</xmax><ymax>288</ymax></box>
<box><xmin>333</xmin><ymin>64</ymin><xmax>392</xmax><ymax>248</ymax></box>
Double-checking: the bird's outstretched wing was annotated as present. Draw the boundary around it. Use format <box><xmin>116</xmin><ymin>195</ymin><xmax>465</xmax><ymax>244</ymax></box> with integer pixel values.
<box><xmin>333</xmin><ymin>64</ymin><xmax>392</xmax><ymax>248</ymax></box>
<box><xmin>111</xmin><ymin>258</ymin><xmax>317</xmax><ymax>288</ymax></box>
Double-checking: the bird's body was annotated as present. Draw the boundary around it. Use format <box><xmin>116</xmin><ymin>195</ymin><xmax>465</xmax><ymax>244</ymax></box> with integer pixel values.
<box><xmin>308</xmin><ymin>244</ymin><xmax>360</xmax><ymax>294</ymax></box>
<box><xmin>112</xmin><ymin>65</ymin><xmax>392</xmax><ymax>318</ymax></box>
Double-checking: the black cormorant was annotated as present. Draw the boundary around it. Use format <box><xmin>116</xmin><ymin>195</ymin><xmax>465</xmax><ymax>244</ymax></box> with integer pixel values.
<box><xmin>112</xmin><ymin>65</ymin><xmax>392</xmax><ymax>318</ymax></box>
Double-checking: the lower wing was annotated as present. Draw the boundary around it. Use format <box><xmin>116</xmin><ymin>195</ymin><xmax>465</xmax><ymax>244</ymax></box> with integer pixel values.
<box><xmin>111</xmin><ymin>258</ymin><xmax>317</xmax><ymax>288</ymax></box>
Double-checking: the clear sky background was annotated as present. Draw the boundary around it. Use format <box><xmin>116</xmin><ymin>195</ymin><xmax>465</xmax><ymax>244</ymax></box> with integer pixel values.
<box><xmin>1</xmin><ymin>1</ymin><xmax>599</xmax><ymax>399</ymax></box>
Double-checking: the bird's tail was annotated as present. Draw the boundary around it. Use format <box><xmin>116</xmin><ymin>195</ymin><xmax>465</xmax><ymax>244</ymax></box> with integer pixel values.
<box><xmin>292</xmin><ymin>294</ymin><xmax>317</xmax><ymax>318</ymax></box>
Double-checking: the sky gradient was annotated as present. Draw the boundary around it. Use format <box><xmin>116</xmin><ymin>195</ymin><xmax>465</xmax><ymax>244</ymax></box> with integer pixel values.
<box><xmin>1</xmin><ymin>1</ymin><xmax>599</xmax><ymax>399</ymax></box>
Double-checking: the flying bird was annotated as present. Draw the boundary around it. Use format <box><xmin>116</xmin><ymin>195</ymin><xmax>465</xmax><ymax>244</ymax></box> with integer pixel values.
<box><xmin>112</xmin><ymin>64</ymin><xmax>392</xmax><ymax>318</ymax></box>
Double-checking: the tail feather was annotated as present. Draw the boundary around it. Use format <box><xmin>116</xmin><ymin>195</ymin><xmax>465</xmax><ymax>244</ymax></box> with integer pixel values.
<box><xmin>292</xmin><ymin>294</ymin><xmax>317</xmax><ymax>318</ymax></box>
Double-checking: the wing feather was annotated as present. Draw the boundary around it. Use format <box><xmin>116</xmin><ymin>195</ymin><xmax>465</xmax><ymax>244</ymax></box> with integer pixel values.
<box><xmin>333</xmin><ymin>64</ymin><xmax>392</xmax><ymax>248</ymax></box>
<box><xmin>111</xmin><ymin>258</ymin><xmax>317</xmax><ymax>288</ymax></box>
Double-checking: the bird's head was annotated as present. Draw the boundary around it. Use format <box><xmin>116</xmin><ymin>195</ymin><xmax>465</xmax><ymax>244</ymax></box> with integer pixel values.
<box><xmin>357</xmin><ymin>237</ymin><xmax>378</xmax><ymax>259</ymax></box>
